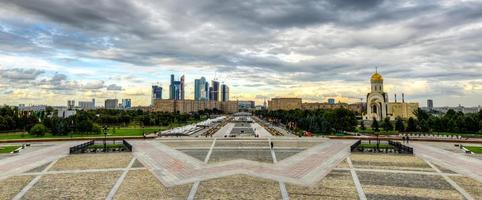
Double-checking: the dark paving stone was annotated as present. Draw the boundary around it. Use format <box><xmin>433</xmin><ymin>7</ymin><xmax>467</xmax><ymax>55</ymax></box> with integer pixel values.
<box><xmin>274</xmin><ymin>149</ymin><xmax>303</xmax><ymax>161</ymax></box>
<box><xmin>131</xmin><ymin>159</ymin><xmax>145</xmax><ymax>168</ymax></box>
<box><xmin>178</xmin><ymin>149</ymin><xmax>209</xmax><ymax>162</ymax></box>
<box><xmin>208</xmin><ymin>149</ymin><xmax>273</xmax><ymax>163</ymax></box>
<box><xmin>357</xmin><ymin>172</ymin><xmax>453</xmax><ymax>190</ymax></box>
<box><xmin>26</xmin><ymin>162</ymin><xmax>51</xmax><ymax>173</ymax></box>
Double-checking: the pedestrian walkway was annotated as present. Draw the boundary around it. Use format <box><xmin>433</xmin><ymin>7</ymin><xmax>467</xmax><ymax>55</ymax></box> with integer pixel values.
<box><xmin>213</xmin><ymin>123</ymin><xmax>235</xmax><ymax>137</ymax></box>
<box><xmin>0</xmin><ymin>142</ymin><xmax>77</xmax><ymax>180</ymax></box>
<box><xmin>409</xmin><ymin>142</ymin><xmax>482</xmax><ymax>183</ymax></box>
<box><xmin>251</xmin><ymin>123</ymin><xmax>272</xmax><ymax>138</ymax></box>
<box><xmin>130</xmin><ymin>139</ymin><xmax>355</xmax><ymax>187</ymax></box>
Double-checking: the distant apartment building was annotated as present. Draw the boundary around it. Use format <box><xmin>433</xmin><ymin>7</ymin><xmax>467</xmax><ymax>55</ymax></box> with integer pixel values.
<box><xmin>169</xmin><ymin>74</ymin><xmax>185</xmax><ymax>100</ymax></box>
<box><xmin>209</xmin><ymin>80</ymin><xmax>220</xmax><ymax>101</ymax></box>
<box><xmin>151</xmin><ymin>99</ymin><xmax>238</xmax><ymax>114</ymax></box>
<box><xmin>302</xmin><ymin>102</ymin><xmax>365</xmax><ymax>114</ymax></box>
<box><xmin>221</xmin><ymin>84</ymin><xmax>229</xmax><ymax>102</ymax></box>
<box><xmin>67</xmin><ymin>100</ymin><xmax>75</xmax><ymax>110</ymax></box>
<box><xmin>78</xmin><ymin>99</ymin><xmax>95</xmax><ymax>110</ymax></box>
<box><xmin>151</xmin><ymin>85</ymin><xmax>162</xmax><ymax>106</ymax></box>
<box><xmin>327</xmin><ymin>98</ymin><xmax>335</xmax><ymax>104</ymax></box>
<box><xmin>194</xmin><ymin>77</ymin><xmax>209</xmax><ymax>101</ymax></box>
<box><xmin>432</xmin><ymin>105</ymin><xmax>481</xmax><ymax>114</ymax></box>
<box><xmin>122</xmin><ymin>99</ymin><xmax>132</xmax><ymax>108</ymax></box>
<box><xmin>268</xmin><ymin>98</ymin><xmax>302</xmax><ymax>111</ymax></box>
<box><xmin>268</xmin><ymin>97</ymin><xmax>365</xmax><ymax>114</ymax></box>
<box><xmin>105</xmin><ymin>99</ymin><xmax>119</xmax><ymax>109</ymax></box>
<box><xmin>238</xmin><ymin>101</ymin><xmax>255</xmax><ymax>110</ymax></box>
<box><xmin>56</xmin><ymin>107</ymin><xmax>76</xmax><ymax>118</ymax></box>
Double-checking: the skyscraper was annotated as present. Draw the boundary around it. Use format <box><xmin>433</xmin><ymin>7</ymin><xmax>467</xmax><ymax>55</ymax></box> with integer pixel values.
<box><xmin>122</xmin><ymin>99</ymin><xmax>132</xmax><ymax>108</ymax></box>
<box><xmin>169</xmin><ymin>74</ymin><xmax>185</xmax><ymax>100</ymax></box>
<box><xmin>221</xmin><ymin>84</ymin><xmax>229</xmax><ymax>102</ymax></box>
<box><xmin>427</xmin><ymin>99</ymin><xmax>433</xmax><ymax>110</ymax></box>
<box><xmin>328</xmin><ymin>98</ymin><xmax>335</xmax><ymax>104</ymax></box>
<box><xmin>151</xmin><ymin>85</ymin><xmax>162</xmax><ymax>105</ymax></box>
<box><xmin>210</xmin><ymin>80</ymin><xmax>220</xmax><ymax>101</ymax></box>
<box><xmin>194</xmin><ymin>77</ymin><xmax>209</xmax><ymax>101</ymax></box>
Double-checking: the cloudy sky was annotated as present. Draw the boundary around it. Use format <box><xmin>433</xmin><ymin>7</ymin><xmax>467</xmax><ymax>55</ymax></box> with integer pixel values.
<box><xmin>1</xmin><ymin>0</ymin><xmax>481</xmax><ymax>107</ymax></box>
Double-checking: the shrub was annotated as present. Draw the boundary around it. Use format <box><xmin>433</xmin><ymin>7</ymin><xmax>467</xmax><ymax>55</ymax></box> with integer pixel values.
<box><xmin>29</xmin><ymin>123</ymin><xmax>48</xmax><ymax>136</ymax></box>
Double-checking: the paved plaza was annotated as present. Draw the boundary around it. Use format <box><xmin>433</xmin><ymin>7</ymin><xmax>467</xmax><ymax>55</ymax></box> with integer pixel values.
<box><xmin>0</xmin><ymin>136</ymin><xmax>481</xmax><ymax>200</ymax></box>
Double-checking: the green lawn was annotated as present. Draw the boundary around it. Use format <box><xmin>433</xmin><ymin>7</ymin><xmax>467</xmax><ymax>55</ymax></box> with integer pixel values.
<box><xmin>359</xmin><ymin>143</ymin><xmax>394</xmax><ymax>149</ymax></box>
<box><xmin>465</xmin><ymin>146</ymin><xmax>482</xmax><ymax>154</ymax></box>
<box><xmin>0</xmin><ymin>121</ymin><xmax>204</xmax><ymax>140</ymax></box>
<box><xmin>0</xmin><ymin>145</ymin><xmax>21</xmax><ymax>153</ymax></box>
<box><xmin>0</xmin><ymin>127</ymin><xmax>166</xmax><ymax>140</ymax></box>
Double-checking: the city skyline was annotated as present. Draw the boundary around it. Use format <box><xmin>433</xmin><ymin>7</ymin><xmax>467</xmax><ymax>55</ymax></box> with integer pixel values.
<box><xmin>1</xmin><ymin>1</ymin><xmax>482</xmax><ymax>107</ymax></box>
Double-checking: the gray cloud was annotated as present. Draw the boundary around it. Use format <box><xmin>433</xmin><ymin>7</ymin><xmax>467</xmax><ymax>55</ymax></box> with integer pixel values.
<box><xmin>0</xmin><ymin>68</ymin><xmax>44</xmax><ymax>81</ymax></box>
<box><xmin>1</xmin><ymin>0</ymin><xmax>482</xmax><ymax>105</ymax></box>
<box><xmin>106</xmin><ymin>84</ymin><xmax>122</xmax><ymax>91</ymax></box>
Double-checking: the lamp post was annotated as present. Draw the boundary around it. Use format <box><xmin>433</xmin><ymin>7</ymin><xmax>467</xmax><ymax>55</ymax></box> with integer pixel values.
<box><xmin>70</xmin><ymin>120</ymin><xmax>74</xmax><ymax>138</ymax></box>
<box><xmin>142</xmin><ymin>125</ymin><xmax>145</xmax><ymax>137</ymax></box>
<box><xmin>103</xmin><ymin>125</ymin><xmax>108</xmax><ymax>152</ymax></box>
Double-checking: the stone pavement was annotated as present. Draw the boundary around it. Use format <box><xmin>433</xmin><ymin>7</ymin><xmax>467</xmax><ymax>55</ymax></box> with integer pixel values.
<box><xmin>130</xmin><ymin>139</ymin><xmax>355</xmax><ymax>187</ymax></box>
<box><xmin>409</xmin><ymin>142</ymin><xmax>482</xmax><ymax>183</ymax></box>
<box><xmin>212</xmin><ymin>123</ymin><xmax>235</xmax><ymax>137</ymax></box>
<box><xmin>252</xmin><ymin>123</ymin><xmax>272</xmax><ymax>138</ymax></box>
<box><xmin>0</xmin><ymin>142</ymin><xmax>79</xmax><ymax>181</ymax></box>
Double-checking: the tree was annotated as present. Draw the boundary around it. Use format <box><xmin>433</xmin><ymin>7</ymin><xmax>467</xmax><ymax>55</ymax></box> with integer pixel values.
<box><xmin>372</xmin><ymin>118</ymin><xmax>380</xmax><ymax>132</ymax></box>
<box><xmin>29</xmin><ymin>123</ymin><xmax>48</xmax><ymax>136</ymax></box>
<box><xmin>382</xmin><ymin>117</ymin><xmax>393</xmax><ymax>131</ymax></box>
<box><xmin>395</xmin><ymin>117</ymin><xmax>405</xmax><ymax>132</ymax></box>
<box><xmin>479</xmin><ymin>120</ymin><xmax>482</xmax><ymax>133</ymax></box>
<box><xmin>360</xmin><ymin>120</ymin><xmax>366</xmax><ymax>131</ymax></box>
<box><xmin>419</xmin><ymin>119</ymin><xmax>430</xmax><ymax>132</ymax></box>
<box><xmin>406</xmin><ymin>117</ymin><xmax>417</xmax><ymax>132</ymax></box>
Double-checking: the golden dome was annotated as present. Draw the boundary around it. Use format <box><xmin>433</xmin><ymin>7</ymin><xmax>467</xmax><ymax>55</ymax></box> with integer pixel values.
<box><xmin>371</xmin><ymin>72</ymin><xmax>383</xmax><ymax>81</ymax></box>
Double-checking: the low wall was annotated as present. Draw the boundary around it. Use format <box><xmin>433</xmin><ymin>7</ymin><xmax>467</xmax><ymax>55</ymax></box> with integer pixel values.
<box><xmin>329</xmin><ymin>136</ymin><xmax>482</xmax><ymax>144</ymax></box>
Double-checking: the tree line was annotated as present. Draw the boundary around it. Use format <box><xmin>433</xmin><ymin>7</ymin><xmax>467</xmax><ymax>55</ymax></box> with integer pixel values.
<box><xmin>368</xmin><ymin>108</ymin><xmax>482</xmax><ymax>134</ymax></box>
<box><xmin>254</xmin><ymin>108</ymin><xmax>358</xmax><ymax>134</ymax></box>
<box><xmin>0</xmin><ymin>106</ymin><xmax>221</xmax><ymax>136</ymax></box>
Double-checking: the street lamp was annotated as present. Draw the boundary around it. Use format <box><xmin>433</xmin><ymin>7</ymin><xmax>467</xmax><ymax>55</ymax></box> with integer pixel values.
<box><xmin>103</xmin><ymin>125</ymin><xmax>108</xmax><ymax>152</ymax></box>
<box><xmin>70</xmin><ymin>120</ymin><xmax>74</xmax><ymax>138</ymax></box>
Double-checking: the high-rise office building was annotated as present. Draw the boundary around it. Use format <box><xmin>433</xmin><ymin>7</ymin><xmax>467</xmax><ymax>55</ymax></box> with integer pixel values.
<box><xmin>427</xmin><ymin>99</ymin><xmax>433</xmax><ymax>110</ymax></box>
<box><xmin>210</xmin><ymin>80</ymin><xmax>220</xmax><ymax>101</ymax></box>
<box><xmin>151</xmin><ymin>85</ymin><xmax>162</xmax><ymax>105</ymax></box>
<box><xmin>105</xmin><ymin>99</ymin><xmax>118</xmax><ymax>109</ymax></box>
<box><xmin>122</xmin><ymin>99</ymin><xmax>132</xmax><ymax>108</ymax></box>
<box><xmin>328</xmin><ymin>98</ymin><xmax>335</xmax><ymax>104</ymax></box>
<box><xmin>194</xmin><ymin>77</ymin><xmax>209</xmax><ymax>101</ymax></box>
<box><xmin>169</xmin><ymin>74</ymin><xmax>185</xmax><ymax>100</ymax></box>
<box><xmin>221</xmin><ymin>84</ymin><xmax>229</xmax><ymax>102</ymax></box>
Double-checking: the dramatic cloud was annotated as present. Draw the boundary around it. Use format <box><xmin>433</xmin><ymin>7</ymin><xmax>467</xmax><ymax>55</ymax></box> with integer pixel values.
<box><xmin>0</xmin><ymin>0</ymin><xmax>482</xmax><ymax>106</ymax></box>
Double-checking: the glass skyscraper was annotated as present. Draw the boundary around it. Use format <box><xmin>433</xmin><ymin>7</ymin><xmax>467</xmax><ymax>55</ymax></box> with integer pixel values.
<box><xmin>151</xmin><ymin>85</ymin><xmax>162</xmax><ymax>105</ymax></box>
<box><xmin>169</xmin><ymin>74</ymin><xmax>185</xmax><ymax>100</ymax></box>
<box><xmin>221</xmin><ymin>84</ymin><xmax>229</xmax><ymax>102</ymax></box>
<box><xmin>210</xmin><ymin>80</ymin><xmax>220</xmax><ymax>101</ymax></box>
<box><xmin>194</xmin><ymin>77</ymin><xmax>209</xmax><ymax>101</ymax></box>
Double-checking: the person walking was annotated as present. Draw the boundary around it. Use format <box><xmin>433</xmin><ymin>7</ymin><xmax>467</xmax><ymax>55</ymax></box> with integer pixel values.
<box><xmin>270</xmin><ymin>141</ymin><xmax>274</xmax><ymax>149</ymax></box>
<box><xmin>406</xmin><ymin>135</ymin><xmax>410</xmax><ymax>144</ymax></box>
